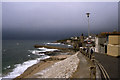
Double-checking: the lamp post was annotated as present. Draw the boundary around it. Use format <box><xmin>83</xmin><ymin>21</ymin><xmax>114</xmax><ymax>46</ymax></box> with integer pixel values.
<box><xmin>86</xmin><ymin>13</ymin><xmax>91</xmax><ymax>59</ymax></box>
<box><xmin>86</xmin><ymin>13</ymin><xmax>90</xmax><ymax>37</ymax></box>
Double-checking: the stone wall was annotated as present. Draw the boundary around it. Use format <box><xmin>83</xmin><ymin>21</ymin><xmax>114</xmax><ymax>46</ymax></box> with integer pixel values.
<box><xmin>107</xmin><ymin>35</ymin><xmax>120</xmax><ymax>57</ymax></box>
<box><xmin>109</xmin><ymin>35</ymin><xmax>120</xmax><ymax>45</ymax></box>
<box><xmin>107</xmin><ymin>44</ymin><xmax>120</xmax><ymax>57</ymax></box>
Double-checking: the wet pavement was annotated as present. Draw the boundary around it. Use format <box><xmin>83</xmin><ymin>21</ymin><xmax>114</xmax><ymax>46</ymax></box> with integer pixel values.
<box><xmin>93</xmin><ymin>52</ymin><xmax>120</xmax><ymax>79</ymax></box>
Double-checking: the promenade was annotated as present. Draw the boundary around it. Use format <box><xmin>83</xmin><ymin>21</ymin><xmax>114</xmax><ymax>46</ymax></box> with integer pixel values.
<box><xmin>71</xmin><ymin>51</ymin><xmax>92</xmax><ymax>78</ymax></box>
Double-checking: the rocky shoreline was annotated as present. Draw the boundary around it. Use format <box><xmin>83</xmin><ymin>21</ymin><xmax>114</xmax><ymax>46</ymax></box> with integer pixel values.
<box><xmin>14</xmin><ymin>49</ymin><xmax>77</xmax><ymax>79</ymax></box>
<box><xmin>31</xmin><ymin>53</ymin><xmax>79</xmax><ymax>78</ymax></box>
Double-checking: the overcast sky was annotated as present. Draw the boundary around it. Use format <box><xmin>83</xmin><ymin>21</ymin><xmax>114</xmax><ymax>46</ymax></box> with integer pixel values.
<box><xmin>2</xmin><ymin>2</ymin><xmax>118</xmax><ymax>40</ymax></box>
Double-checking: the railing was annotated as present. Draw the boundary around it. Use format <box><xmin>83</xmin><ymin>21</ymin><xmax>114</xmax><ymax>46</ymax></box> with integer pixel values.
<box><xmin>80</xmin><ymin>49</ymin><xmax>111</xmax><ymax>80</ymax></box>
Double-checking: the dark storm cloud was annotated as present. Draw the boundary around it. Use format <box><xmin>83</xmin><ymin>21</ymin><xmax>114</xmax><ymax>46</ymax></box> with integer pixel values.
<box><xmin>118</xmin><ymin>1</ymin><xmax>120</xmax><ymax>31</ymax></box>
<box><xmin>2</xmin><ymin>2</ymin><xmax>118</xmax><ymax>40</ymax></box>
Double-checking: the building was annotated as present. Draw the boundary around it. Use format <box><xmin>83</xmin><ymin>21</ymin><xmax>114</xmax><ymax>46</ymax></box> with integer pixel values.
<box><xmin>94</xmin><ymin>31</ymin><xmax>120</xmax><ymax>54</ymax></box>
<box><xmin>107</xmin><ymin>35</ymin><xmax>120</xmax><ymax>57</ymax></box>
<box><xmin>95</xmin><ymin>36</ymin><xmax>107</xmax><ymax>54</ymax></box>
<box><xmin>66</xmin><ymin>40</ymin><xmax>71</xmax><ymax>43</ymax></box>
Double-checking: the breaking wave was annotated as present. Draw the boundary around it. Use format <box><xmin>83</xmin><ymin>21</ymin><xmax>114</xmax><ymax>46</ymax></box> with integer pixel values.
<box><xmin>3</xmin><ymin>56</ymin><xmax>50</xmax><ymax>78</ymax></box>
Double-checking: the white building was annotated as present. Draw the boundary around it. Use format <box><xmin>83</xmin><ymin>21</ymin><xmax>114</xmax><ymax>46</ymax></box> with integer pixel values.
<box><xmin>95</xmin><ymin>36</ymin><xmax>107</xmax><ymax>53</ymax></box>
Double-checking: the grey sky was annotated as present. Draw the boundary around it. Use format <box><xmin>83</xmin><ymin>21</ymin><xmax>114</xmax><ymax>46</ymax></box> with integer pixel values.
<box><xmin>118</xmin><ymin>1</ymin><xmax>120</xmax><ymax>31</ymax></box>
<box><xmin>2</xmin><ymin>2</ymin><xmax>118</xmax><ymax>40</ymax></box>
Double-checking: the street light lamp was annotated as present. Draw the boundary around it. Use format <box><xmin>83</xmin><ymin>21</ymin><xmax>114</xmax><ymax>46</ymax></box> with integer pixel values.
<box><xmin>86</xmin><ymin>13</ymin><xmax>90</xmax><ymax>37</ymax></box>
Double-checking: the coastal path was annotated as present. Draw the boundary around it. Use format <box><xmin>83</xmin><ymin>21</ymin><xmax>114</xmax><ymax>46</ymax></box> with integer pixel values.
<box><xmin>71</xmin><ymin>51</ymin><xmax>94</xmax><ymax>78</ymax></box>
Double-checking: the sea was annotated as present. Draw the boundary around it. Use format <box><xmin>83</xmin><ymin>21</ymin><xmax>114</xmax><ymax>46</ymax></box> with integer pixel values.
<box><xmin>2</xmin><ymin>40</ymin><xmax>72</xmax><ymax>78</ymax></box>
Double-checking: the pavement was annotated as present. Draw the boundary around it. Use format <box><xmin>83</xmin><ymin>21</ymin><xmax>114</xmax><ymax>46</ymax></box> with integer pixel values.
<box><xmin>93</xmin><ymin>52</ymin><xmax>120</xmax><ymax>79</ymax></box>
<box><xmin>71</xmin><ymin>51</ymin><xmax>93</xmax><ymax>78</ymax></box>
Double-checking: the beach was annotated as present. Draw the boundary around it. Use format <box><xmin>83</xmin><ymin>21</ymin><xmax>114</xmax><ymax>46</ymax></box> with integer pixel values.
<box><xmin>14</xmin><ymin>51</ymin><xmax>79</xmax><ymax>79</ymax></box>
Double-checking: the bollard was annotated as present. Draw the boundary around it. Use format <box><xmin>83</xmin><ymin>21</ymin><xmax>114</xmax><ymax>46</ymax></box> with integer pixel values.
<box><xmin>91</xmin><ymin>56</ymin><xmax>96</xmax><ymax>65</ymax></box>
<box><xmin>92</xmin><ymin>56</ymin><xmax>95</xmax><ymax>58</ymax></box>
<box><xmin>89</xmin><ymin>66</ymin><xmax>96</xmax><ymax>80</ymax></box>
<box><xmin>88</xmin><ymin>53</ymin><xmax>91</xmax><ymax>59</ymax></box>
<box><xmin>88</xmin><ymin>53</ymin><xmax>89</xmax><ymax>58</ymax></box>
<box><xmin>93</xmin><ymin>66</ymin><xmax>96</xmax><ymax>79</ymax></box>
<box><xmin>91</xmin><ymin>59</ymin><xmax>95</xmax><ymax>66</ymax></box>
<box><xmin>91</xmin><ymin>56</ymin><xmax>94</xmax><ymax>60</ymax></box>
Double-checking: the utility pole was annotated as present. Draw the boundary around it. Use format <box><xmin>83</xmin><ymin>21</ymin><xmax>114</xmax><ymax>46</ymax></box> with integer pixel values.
<box><xmin>86</xmin><ymin>13</ymin><xmax>90</xmax><ymax>37</ymax></box>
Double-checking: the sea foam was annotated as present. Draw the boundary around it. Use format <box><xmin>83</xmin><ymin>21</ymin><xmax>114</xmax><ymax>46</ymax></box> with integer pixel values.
<box><xmin>28</xmin><ymin>47</ymin><xmax>58</xmax><ymax>55</ymax></box>
<box><xmin>3</xmin><ymin>56</ymin><xmax>50</xmax><ymax>78</ymax></box>
<box><xmin>46</xmin><ymin>43</ymin><xmax>61</xmax><ymax>45</ymax></box>
<box><xmin>38</xmin><ymin>47</ymin><xmax>58</xmax><ymax>52</ymax></box>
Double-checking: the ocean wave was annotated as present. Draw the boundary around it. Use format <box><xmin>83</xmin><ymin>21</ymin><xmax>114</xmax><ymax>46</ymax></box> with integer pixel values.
<box><xmin>28</xmin><ymin>55</ymin><xmax>31</xmax><ymax>57</ymax></box>
<box><xmin>46</xmin><ymin>43</ymin><xmax>61</xmax><ymax>45</ymax></box>
<box><xmin>37</xmin><ymin>47</ymin><xmax>47</xmax><ymax>50</ymax></box>
<box><xmin>46</xmin><ymin>42</ymin><xmax>66</xmax><ymax>46</ymax></box>
<box><xmin>28</xmin><ymin>47</ymin><xmax>58</xmax><ymax>56</ymax></box>
<box><xmin>67</xmin><ymin>45</ymin><xmax>72</xmax><ymax>47</ymax></box>
<box><xmin>4</xmin><ymin>65</ymin><xmax>11</xmax><ymax>70</ymax></box>
<box><xmin>28</xmin><ymin>50</ymin><xmax>46</xmax><ymax>55</ymax></box>
<box><xmin>47</xmin><ymin>42</ymin><xmax>72</xmax><ymax>47</ymax></box>
<box><xmin>3</xmin><ymin>56</ymin><xmax>50</xmax><ymax>78</ymax></box>
<box><xmin>38</xmin><ymin>47</ymin><xmax>58</xmax><ymax>52</ymax></box>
